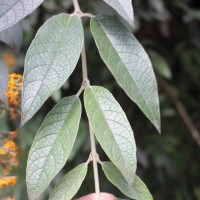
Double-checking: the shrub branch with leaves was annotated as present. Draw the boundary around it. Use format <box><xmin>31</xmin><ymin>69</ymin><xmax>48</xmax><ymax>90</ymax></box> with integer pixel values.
<box><xmin>0</xmin><ymin>0</ymin><xmax>161</xmax><ymax>199</ymax></box>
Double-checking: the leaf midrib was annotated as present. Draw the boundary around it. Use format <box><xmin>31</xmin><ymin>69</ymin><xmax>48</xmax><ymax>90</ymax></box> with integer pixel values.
<box><xmin>50</xmin><ymin>164</ymin><xmax>87</xmax><ymax>200</ymax></box>
<box><xmin>63</xmin><ymin>164</ymin><xmax>87</xmax><ymax>199</ymax></box>
<box><xmin>23</xmin><ymin>15</ymin><xmax>77</xmax><ymax>121</ymax></box>
<box><xmin>103</xmin><ymin>162</ymin><xmax>142</xmax><ymax>199</ymax></box>
<box><xmin>28</xmin><ymin>97</ymin><xmax>78</xmax><ymax>194</ymax></box>
<box><xmin>87</xmin><ymin>87</ymin><xmax>135</xmax><ymax>183</ymax></box>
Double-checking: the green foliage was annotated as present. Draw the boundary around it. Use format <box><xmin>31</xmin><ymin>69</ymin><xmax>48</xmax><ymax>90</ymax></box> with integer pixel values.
<box><xmin>21</xmin><ymin>13</ymin><xmax>84</xmax><ymax>126</ymax></box>
<box><xmin>84</xmin><ymin>86</ymin><xmax>136</xmax><ymax>185</ymax></box>
<box><xmin>102</xmin><ymin>162</ymin><xmax>153</xmax><ymax>200</ymax></box>
<box><xmin>49</xmin><ymin>163</ymin><xmax>88</xmax><ymax>200</ymax></box>
<box><xmin>1</xmin><ymin>0</ymin><xmax>200</xmax><ymax>199</ymax></box>
<box><xmin>26</xmin><ymin>96</ymin><xmax>81</xmax><ymax>199</ymax></box>
<box><xmin>0</xmin><ymin>0</ymin><xmax>169</xmax><ymax>199</ymax></box>
<box><xmin>90</xmin><ymin>16</ymin><xmax>160</xmax><ymax>132</ymax></box>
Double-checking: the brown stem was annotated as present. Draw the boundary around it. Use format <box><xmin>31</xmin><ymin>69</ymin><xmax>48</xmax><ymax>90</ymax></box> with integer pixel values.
<box><xmin>161</xmin><ymin>79</ymin><xmax>200</xmax><ymax>146</ymax></box>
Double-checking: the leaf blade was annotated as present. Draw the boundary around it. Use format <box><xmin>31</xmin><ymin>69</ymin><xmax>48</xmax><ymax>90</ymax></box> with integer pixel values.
<box><xmin>21</xmin><ymin>13</ymin><xmax>84</xmax><ymax>126</ymax></box>
<box><xmin>0</xmin><ymin>23</ymin><xmax>23</xmax><ymax>51</ymax></box>
<box><xmin>102</xmin><ymin>162</ymin><xmax>153</xmax><ymax>200</ymax></box>
<box><xmin>0</xmin><ymin>60</ymin><xmax>8</xmax><ymax>105</ymax></box>
<box><xmin>90</xmin><ymin>16</ymin><xmax>160</xmax><ymax>132</ymax></box>
<box><xmin>49</xmin><ymin>163</ymin><xmax>88</xmax><ymax>200</ymax></box>
<box><xmin>102</xmin><ymin>0</ymin><xmax>134</xmax><ymax>26</ymax></box>
<box><xmin>84</xmin><ymin>86</ymin><xmax>136</xmax><ymax>185</ymax></box>
<box><xmin>0</xmin><ymin>0</ymin><xmax>44</xmax><ymax>32</ymax></box>
<box><xmin>26</xmin><ymin>96</ymin><xmax>82</xmax><ymax>199</ymax></box>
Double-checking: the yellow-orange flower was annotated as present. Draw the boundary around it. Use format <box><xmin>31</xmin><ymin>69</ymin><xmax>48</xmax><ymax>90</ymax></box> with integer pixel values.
<box><xmin>0</xmin><ymin>176</ymin><xmax>17</xmax><ymax>189</ymax></box>
<box><xmin>5</xmin><ymin>73</ymin><xmax>22</xmax><ymax>106</ymax></box>
<box><xmin>4</xmin><ymin>140</ymin><xmax>18</xmax><ymax>152</ymax></box>
<box><xmin>0</xmin><ymin>149</ymin><xmax>7</xmax><ymax>155</ymax></box>
<box><xmin>0</xmin><ymin>130</ymin><xmax>19</xmax><ymax>175</ymax></box>
<box><xmin>2</xmin><ymin>53</ymin><xmax>17</xmax><ymax>70</ymax></box>
<box><xmin>0</xmin><ymin>140</ymin><xmax>18</xmax><ymax>166</ymax></box>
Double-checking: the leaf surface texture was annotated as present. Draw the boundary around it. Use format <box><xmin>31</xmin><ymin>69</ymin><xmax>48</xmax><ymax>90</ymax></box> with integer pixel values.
<box><xmin>21</xmin><ymin>14</ymin><xmax>84</xmax><ymax>125</ymax></box>
<box><xmin>26</xmin><ymin>96</ymin><xmax>82</xmax><ymax>199</ymax></box>
<box><xmin>103</xmin><ymin>0</ymin><xmax>134</xmax><ymax>25</ymax></box>
<box><xmin>90</xmin><ymin>16</ymin><xmax>160</xmax><ymax>132</ymax></box>
<box><xmin>102</xmin><ymin>162</ymin><xmax>153</xmax><ymax>200</ymax></box>
<box><xmin>0</xmin><ymin>0</ymin><xmax>43</xmax><ymax>32</ymax></box>
<box><xmin>84</xmin><ymin>86</ymin><xmax>136</xmax><ymax>185</ymax></box>
<box><xmin>49</xmin><ymin>163</ymin><xmax>88</xmax><ymax>200</ymax></box>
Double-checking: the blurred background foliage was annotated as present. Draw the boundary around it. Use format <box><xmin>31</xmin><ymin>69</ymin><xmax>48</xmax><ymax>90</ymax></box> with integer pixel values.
<box><xmin>0</xmin><ymin>0</ymin><xmax>200</xmax><ymax>199</ymax></box>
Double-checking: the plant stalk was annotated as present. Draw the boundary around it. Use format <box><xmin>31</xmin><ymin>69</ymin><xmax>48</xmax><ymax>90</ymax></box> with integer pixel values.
<box><xmin>89</xmin><ymin>124</ymin><xmax>100</xmax><ymax>196</ymax></box>
<box><xmin>72</xmin><ymin>0</ymin><xmax>81</xmax><ymax>12</ymax></box>
<box><xmin>73</xmin><ymin>0</ymin><xmax>100</xmax><ymax>195</ymax></box>
<box><xmin>81</xmin><ymin>43</ymin><xmax>89</xmax><ymax>82</ymax></box>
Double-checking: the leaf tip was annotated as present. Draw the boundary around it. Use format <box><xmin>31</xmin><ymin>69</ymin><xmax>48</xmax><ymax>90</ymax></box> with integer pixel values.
<box><xmin>20</xmin><ymin>114</ymin><xmax>29</xmax><ymax>127</ymax></box>
<box><xmin>154</xmin><ymin>122</ymin><xmax>161</xmax><ymax>134</ymax></box>
<box><xmin>27</xmin><ymin>191</ymin><xmax>37</xmax><ymax>200</ymax></box>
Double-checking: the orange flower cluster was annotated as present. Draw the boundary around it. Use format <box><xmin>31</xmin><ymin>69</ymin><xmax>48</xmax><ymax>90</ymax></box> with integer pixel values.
<box><xmin>0</xmin><ymin>139</ymin><xmax>19</xmax><ymax>169</ymax></box>
<box><xmin>0</xmin><ymin>176</ymin><xmax>17</xmax><ymax>189</ymax></box>
<box><xmin>0</xmin><ymin>60</ymin><xmax>20</xmax><ymax>199</ymax></box>
<box><xmin>5</xmin><ymin>73</ymin><xmax>22</xmax><ymax>106</ymax></box>
<box><xmin>2</xmin><ymin>53</ymin><xmax>17</xmax><ymax>70</ymax></box>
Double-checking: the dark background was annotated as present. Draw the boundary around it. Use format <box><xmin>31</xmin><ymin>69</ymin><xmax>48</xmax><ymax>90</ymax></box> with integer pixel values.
<box><xmin>0</xmin><ymin>0</ymin><xmax>200</xmax><ymax>199</ymax></box>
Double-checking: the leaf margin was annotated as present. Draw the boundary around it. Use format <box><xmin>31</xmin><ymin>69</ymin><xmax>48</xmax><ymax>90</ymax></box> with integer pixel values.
<box><xmin>90</xmin><ymin>15</ymin><xmax>161</xmax><ymax>133</ymax></box>
<box><xmin>26</xmin><ymin>95</ymin><xmax>82</xmax><ymax>199</ymax></box>
<box><xmin>84</xmin><ymin>85</ymin><xmax>137</xmax><ymax>186</ymax></box>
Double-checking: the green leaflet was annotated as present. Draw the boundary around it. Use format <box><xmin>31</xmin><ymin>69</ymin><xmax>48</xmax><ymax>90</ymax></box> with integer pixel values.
<box><xmin>102</xmin><ymin>162</ymin><xmax>153</xmax><ymax>200</ymax></box>
<box><xmin>21</xmin><ymin>13</ymin><xmax>84</xmax><ymax>126</ymax></box>
<box><xmin>102</xmin><ymin>0</ymin><xmax>134</xmax><ymax>26</ymax></box>
<box><xmin>26</xmin><ymin>96</ymin><xmax>82</xmax><ymax>199</ymax></box>
<box><xmin>0</xmin><ymin>0</ymin><xmax>44</xmax><ymax>32</ymax></box>
<box><xmin>90</xmin><ymin>16</ymin><xmax>161</xmax><ymax>132</ymax></box>
<box><xmin>84</xmin><ymin>86</ymin><xmax>136</xmax><ymax>186</ymax></box>
<box><xmin>49</xmin><ymin>163</ymin><xmax>88</xmax><ymax>200</ymax></box>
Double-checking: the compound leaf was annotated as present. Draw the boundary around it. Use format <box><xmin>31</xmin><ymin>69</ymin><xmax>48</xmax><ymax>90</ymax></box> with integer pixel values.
<box><xmin>102</xmin><ymin>0</ymin><xmax>134</xmax><ymax>26</ymax></box>
<box><xmin>0</xmin><ymin>0</ymin><xmax>44</xmax><ymax>32</ymax></box>
<box><xmin>102</xmin><ymin>162</ymin><xmax>153</xmax><ymax>200</ymax></box>
<box><xmin>21</xmin><ymin>13</ymin><xmax>84</xmax><ymax>126</ymax></box>
<box><xmin>49</xmin><ymin>163</ymin><xmax>88</xmax><ymax>200</ymax></box>
<box><xmin>84</xmin><ymin>86</ymin><xmax>136</xmax><ymax>186</ymax></box>
<box><xmin>26</xmin><ymin>96</ymin><xmax>82</xmax><ymax>199</ymax></box>
<box><xmin>90</xmin><ymin>16</ymin><xmax>160</xmax><ymax>132</ymax></box>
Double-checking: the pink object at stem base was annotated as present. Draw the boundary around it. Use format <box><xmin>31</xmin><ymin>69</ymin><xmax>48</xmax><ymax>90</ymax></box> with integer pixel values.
<box><xmin>77</xmin><ymin>192</ymin><xmax>117</xmax><ymax>200</ymax></box>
